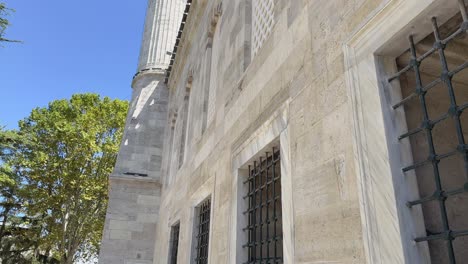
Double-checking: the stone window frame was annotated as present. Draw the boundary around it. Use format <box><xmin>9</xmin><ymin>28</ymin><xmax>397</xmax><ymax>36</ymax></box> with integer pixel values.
<box><xmin>164</xmin><ymin>110</ymin><xmax>178</xmax><ymax>187</ymax></box>
<box><xmin>177</xmin><ymin>71</ymin><xmax>194</xmax><ymax>169</ymax></box>
<box><xmin>242</xmin><ymin>145</ymin><xmax>283</xmax><ymax>263</ymax></box>
<box><xmin>343</xmin><ymin>0</ymin><xmax>463</xmax><ymax>263</ymax></box>
<box><xmin>168</xmin><ymin>220</ymin><xmax>181</xmax><ymax>264</ymax></box>
<box><xmin>166</xmin><ymin>70</ymin><xmax>194</xmax><ymax>186</ymax></box>
<box><xmin>189</xmin><ymin>191</ymin><xmax>215</xmax><ymax>264</ymax></box>
<box><xmin>201</xmin><ymin>2</ymin><xmax>222</xmax><ymax>134</ymax></box>
<box><xmin>228</xmin><ymin>101</ymin><xmax>294</xmax><ymax>264</ymax></box>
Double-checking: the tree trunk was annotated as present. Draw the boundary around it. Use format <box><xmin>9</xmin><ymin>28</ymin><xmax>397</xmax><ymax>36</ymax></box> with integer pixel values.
<box><xmin>61</xmin><ymin>251</ymin><xmax>75</xmax><ymax>264</ymax></box>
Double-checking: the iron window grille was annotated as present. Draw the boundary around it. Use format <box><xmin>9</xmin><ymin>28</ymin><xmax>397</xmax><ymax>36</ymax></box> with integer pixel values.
<box><xmin>169</xmin><ymin>223</ymin><xmax>180</xmax><ymax>264</ymax></box>
<box><xmin>388</xmin><ymin>1</ymin><xmax>468</xmax><ymax>263</ymax></box>
<box><xmin>194</xmin><ymin>198</ymin><xmax>211</xmax><ymax>264</ymax></box>
<box><xmin>242</xmin><ymin>147</ymin><xmax>283</xmax><ymax>264</ymax></box>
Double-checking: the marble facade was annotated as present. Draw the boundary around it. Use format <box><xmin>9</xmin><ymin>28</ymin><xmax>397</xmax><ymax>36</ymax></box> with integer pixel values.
<box><xmin>99</xmin><ymin>0</ymin><xmax>468</xmax><ymax>263</ymax></box>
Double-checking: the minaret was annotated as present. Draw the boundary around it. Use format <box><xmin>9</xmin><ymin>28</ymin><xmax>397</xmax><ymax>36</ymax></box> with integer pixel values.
<box><xmin>99</xmin><ymin>1</ymin><xmax>185</xmax><ymax>263</ymax></box>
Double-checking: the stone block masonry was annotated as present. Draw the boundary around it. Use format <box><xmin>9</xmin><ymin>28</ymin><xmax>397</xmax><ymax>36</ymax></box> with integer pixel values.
<box><xmin>101</xmin><ymin>0</ymin><xmax>468</xmax><ymax>263</ymax></box>
<box><xmin>99</xmin><ymin>176</ymin><xmax>161</xmax><ymax>264</ymax></box>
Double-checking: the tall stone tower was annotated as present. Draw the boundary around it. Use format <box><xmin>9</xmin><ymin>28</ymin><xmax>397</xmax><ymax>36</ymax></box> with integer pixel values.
<box><xmin>99</xmin><ymin>1</ymin><xmax>185</xmax><ymax>263</ymax></box>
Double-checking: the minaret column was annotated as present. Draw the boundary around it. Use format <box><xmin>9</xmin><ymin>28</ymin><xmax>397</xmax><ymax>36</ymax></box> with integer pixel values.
<box><xmin>99</xmin><ymin>1</ymin><xmax>185</xmax><ymax>263</ymax></box>
<box><xmin>138</xmin><ymin>0</ymin><xmax>185</xmax><ymax>71</ymax></box>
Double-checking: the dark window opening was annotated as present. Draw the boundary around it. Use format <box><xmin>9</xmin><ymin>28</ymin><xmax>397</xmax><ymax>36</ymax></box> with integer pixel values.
<box><xmin>194</xmin><ymin>199</ymin><xmax>211</xmax><ymax>264</ymax></box>
<box><xmin>389</xmin><ymin>1</ymin><xmax>468</xmax><ymax>263</ymax></box>
<box><xmin>243</xmin><ymin>147</ymin><xmax>283</xmax><ymax>264</ymax></box>
<box><xmin>169</xmin><ymin>223</ymin><xmax>180</xmax><ymax>264</ymax></box>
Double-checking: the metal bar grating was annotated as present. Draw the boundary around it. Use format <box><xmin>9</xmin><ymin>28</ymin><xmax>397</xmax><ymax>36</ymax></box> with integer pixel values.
<box><xmin>195</xmin><ymin>199</ymin><xmax>211</xmax><ymax>264</ymax></box>
<box><xmin>388</xmin><ymin>1</ymin><xmax>468</xmax><ymax>262</ymax></box>
<box><xmin>243</xmin><ymin>147</ymin><xmax>283</xmax><ymax>264</ymax></box>
<box><xmin>170</xmin><ymin>223</ymin><xmax>180</xmax><ymax>264</ymax></box>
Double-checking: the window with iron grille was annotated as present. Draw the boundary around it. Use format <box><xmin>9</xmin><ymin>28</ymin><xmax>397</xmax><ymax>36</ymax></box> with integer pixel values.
<box><xmin>388</xmin><ymin>1</ymin><xmax>468</xmax><ymax>262</ymax></box>
<box><xmin>243</xmin><ymin>147</ymin><xmax>283</xmax><ymax>263</ymax></box>
<box><xmin>252</xmin><ymin>0</ymin><xmax>274</xmax><ymax>56</ymax></box>
<box><xmin>169</xmin><ymin>223</ymin><xmax>180</xmax><ymax>264</ymax></box>
<box><xmin>194</xmin><ymin>198</ymin><xmax>211</xmax><ymax>264</ymax></box>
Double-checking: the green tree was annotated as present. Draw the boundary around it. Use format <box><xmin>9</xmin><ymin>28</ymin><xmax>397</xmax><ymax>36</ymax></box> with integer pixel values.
<box><xmin>0</xmin><ymin>129</ymin><xmax>37</xmax><ymax>264</ymax></box>
<box><xmin>0</xmin><ymin>2</ymin><xmax>17</xmax><ymax>43</ymax></box>
<box><xmin>1</xmin><ymin>130</ymin><xmax>56</xmax><ymax>264</ymax></box>
<box><xmin>1</xmin><ymin>94</ymin><xmax>128</xmax><ymax>263</ymax></box>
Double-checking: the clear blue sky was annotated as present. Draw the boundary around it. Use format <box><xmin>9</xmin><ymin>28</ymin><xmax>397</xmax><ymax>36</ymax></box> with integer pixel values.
<box><xmin>0</xmin><ymin>0</ymin><xmax>148</xmax><ymax>129</ymax></box>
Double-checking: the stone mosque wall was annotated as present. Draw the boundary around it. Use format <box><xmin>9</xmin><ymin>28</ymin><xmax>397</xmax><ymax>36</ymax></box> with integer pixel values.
<box><xmin>100</xmin><ymin>0</ymin><xmax>468</xmax><ymax>263</ymax></box>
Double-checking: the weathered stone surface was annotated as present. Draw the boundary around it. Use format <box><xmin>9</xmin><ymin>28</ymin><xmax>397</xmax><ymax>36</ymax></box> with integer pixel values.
<box><xmin>102</xmin><ymin>0</ymin><xmax>468</xmax><ymax>263</ymax></box>
<box><xmin>100</xmin><ymin>177</ymin><xmax>162</xmax><ymax>264</ymax></box>
<box><xmin>153</xmin><ymin>0</ymin><xmax>375</xmax><ymax>263</ymax></box>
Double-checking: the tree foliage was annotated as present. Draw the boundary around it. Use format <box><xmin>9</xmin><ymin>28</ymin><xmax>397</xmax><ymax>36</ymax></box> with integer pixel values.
<box><xmin>0</xmin><ymin>94</ymin><xmax>128</xmax><ymax>263</ymax></box>
<box><xmin>0</xmin><ymin>129</ymin><xmax>41</xmax><ymax>264</ymax></box>
<box><xmin>0</xmin><ymin>2</ymin><xmax>17</xmax><ymax>43</ymax></box>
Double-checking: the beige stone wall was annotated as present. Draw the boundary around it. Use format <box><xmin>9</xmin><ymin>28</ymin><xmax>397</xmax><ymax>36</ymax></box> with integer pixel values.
<box><xmin>99</xmin><ymin>177</ymin><xmax>161</xmax><ymax>264</ymax></box>
<box><xmin>100</xmin><ymin>72</ymin><xmax>169</xmax><ymax>264</ymax></box>
<box><xmin>155</xmin><ymin>0</ymin><xmax>392</xmax><ymax>263</ymax></box>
